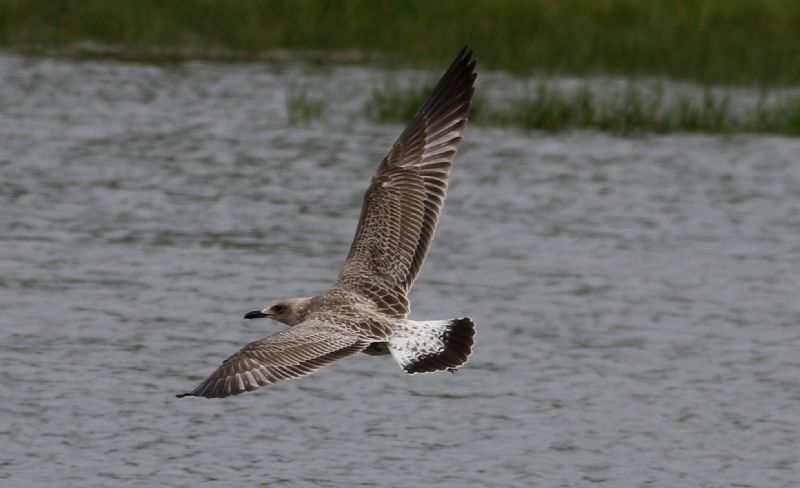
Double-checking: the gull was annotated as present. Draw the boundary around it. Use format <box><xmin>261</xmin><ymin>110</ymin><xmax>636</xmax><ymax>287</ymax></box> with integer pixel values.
<box><xmin>178</xmin><ymin>47</ymin><xmax>477</xmax><ymax>398</ymax></box>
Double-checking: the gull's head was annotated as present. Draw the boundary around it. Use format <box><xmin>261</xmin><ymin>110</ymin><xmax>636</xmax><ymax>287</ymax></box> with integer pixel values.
<box><xmin>244</xmin><ymin>297</ymin><xmax>311</xmax><ymax>326</ymax></box>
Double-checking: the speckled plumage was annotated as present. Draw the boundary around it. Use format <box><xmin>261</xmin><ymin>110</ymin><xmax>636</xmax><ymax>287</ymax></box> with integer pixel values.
<box><xmin>178</xmin><ymin>47</ymin><xmax>477</xmax><ymax>399</ymax></box>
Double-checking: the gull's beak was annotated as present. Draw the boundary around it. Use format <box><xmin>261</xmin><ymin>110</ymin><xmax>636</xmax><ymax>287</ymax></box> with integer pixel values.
<box><xmin>244</xmin><ymin>310</ymin><xmax>268</xmax><ymax>319</ymax></box>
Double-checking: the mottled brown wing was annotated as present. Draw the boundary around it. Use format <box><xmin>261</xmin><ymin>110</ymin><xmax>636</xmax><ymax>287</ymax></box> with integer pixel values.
<box><xmin>334</xmin><ymin>47</ymin><xmax>477</xmax><ymax>317</ymax></box>
<box><xmin>177</xmin><ymin>321</ymin><xmax>368</xmax><ymax>398</ymax></box>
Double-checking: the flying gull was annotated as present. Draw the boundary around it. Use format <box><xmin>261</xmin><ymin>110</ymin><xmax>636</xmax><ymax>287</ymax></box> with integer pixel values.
<box><xmin>178</xmin><ymin>47</ymin><xmax>477</xmax><ymax>398</ymax></box>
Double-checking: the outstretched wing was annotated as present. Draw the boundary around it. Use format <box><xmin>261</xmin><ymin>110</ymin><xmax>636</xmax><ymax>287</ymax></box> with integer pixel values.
<box><xmin>177</xmin><ymin>321</ymin><xmax>368</xmax><ymax>398</ymax></box>
<box><xmin>334</xmin><ymin>47</ymin><xmax>477</xmax><ymax>317</ymax></box>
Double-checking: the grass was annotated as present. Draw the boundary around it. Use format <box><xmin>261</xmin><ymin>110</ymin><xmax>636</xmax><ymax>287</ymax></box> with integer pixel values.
<box><xmin>286</xmin><ymin>88</ymin><xmax>325</xmax><ymax>125</ymax></box>
<box><xmin>365</xmin><ymin>83</ymin><xmax>800</xmax><ymax>136</ymax></box>
<box><xmin>4</xmin><ymin>0</ymin><xmax>800</xmax><ymax>135</ymax></box>
<box><xmin>3</xmin><ymin>0</ymin><xmax>800</xmax><ymax>85</ymax></box>
<box><xmin>364</xmin><ymin>81</ymin><xmax>431</xmax><ymax>124</ymax></box>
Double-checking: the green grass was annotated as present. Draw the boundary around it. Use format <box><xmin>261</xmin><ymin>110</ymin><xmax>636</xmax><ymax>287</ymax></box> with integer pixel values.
<box><xmin>286</xmin><ymin>88</ymin><xmax>326</xmax><ymax>125</ymax></box>
<box><xmin>365</xmin><ymin>83</ymin><xmax>800</xmax><ymax>136</ymax></box>
<box><xmin>5</xmin><ymin>0</ymin><xmax>800</xmax><ymax>134</ymax></box>
<box><xmin>364</xmin><ymin>81</ymin><xmax>430</xmax><ymax>124</ymax></box>
<box><xmin>3</xmin><ymin>0</ymin><xmax>800</xmax><ymax>85</ymax></box>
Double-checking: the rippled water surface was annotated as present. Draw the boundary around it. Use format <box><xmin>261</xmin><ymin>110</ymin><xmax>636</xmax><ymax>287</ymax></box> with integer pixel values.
<box><xmin>2</xmin><ymin>53</ymin><xmax>799</xmax><ymax>487</ymax></box>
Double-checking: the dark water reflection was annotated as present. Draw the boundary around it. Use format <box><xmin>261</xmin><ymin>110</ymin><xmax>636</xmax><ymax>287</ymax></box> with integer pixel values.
<box><xmin>2</xmin><ymin>53</ymin><xmax>799</xmax><ymax>487</ymax></box>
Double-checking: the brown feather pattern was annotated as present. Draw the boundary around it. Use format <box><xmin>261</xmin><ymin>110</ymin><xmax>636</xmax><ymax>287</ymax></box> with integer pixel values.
<box><xmin>178</xmin><ymin>48</ymin><xmax>477</xmax><ymax>399</ymax></box>
<box><xmin>177</xmin><ymin>321</ymin><xmax>368</xmax><ymax>398</ymax></box>
<box><xmin>335</xmin><ymin>47</ymin><xmax>477</xmax><ymax>317</ymax></box>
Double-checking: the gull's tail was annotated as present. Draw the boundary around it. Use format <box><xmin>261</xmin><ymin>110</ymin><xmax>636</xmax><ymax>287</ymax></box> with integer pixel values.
<box><xmin>388</xmin><ymin>318</ymin><xmax>476</xmax><ymax>374</ymax></box>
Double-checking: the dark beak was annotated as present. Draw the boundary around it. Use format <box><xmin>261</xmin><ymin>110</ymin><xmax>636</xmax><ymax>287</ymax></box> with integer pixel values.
<box><xmin>244</xmin><ymin>310</ymin><xmax>268</xmax><ymax>319</ymax></box>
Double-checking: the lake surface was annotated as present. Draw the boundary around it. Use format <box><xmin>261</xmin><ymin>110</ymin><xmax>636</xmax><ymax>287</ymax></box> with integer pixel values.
<box><xmin>1</xmin><ymin>52</ymin><xmax>799</xmax><ymax>487</ymax></box>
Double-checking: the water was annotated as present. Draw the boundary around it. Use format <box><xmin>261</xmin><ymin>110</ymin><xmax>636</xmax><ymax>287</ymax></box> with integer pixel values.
<box><xmin>1</xmin><ymin>52</ymin><xmax>799</xmax><ymax>487</ymax></box>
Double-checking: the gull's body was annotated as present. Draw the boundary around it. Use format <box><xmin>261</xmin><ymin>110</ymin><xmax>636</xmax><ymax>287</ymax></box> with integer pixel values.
<box><xmin>178</xmin><ymin>48</ymin><xmax>477</xmax><ymax>399</ymax></box>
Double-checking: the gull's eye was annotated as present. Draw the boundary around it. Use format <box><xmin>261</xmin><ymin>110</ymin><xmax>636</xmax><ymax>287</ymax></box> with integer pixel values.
<box><xmin>272</xmin><ymin>305</ymin><xmax>285</xmax><ymax>313</ymax></box>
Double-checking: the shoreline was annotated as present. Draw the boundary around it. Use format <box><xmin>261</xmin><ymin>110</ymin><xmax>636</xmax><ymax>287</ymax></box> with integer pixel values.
<box><xmin>3</xmin><ymin>0</ymin><xmax>800</xmax><ymax>85</ymax></box>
